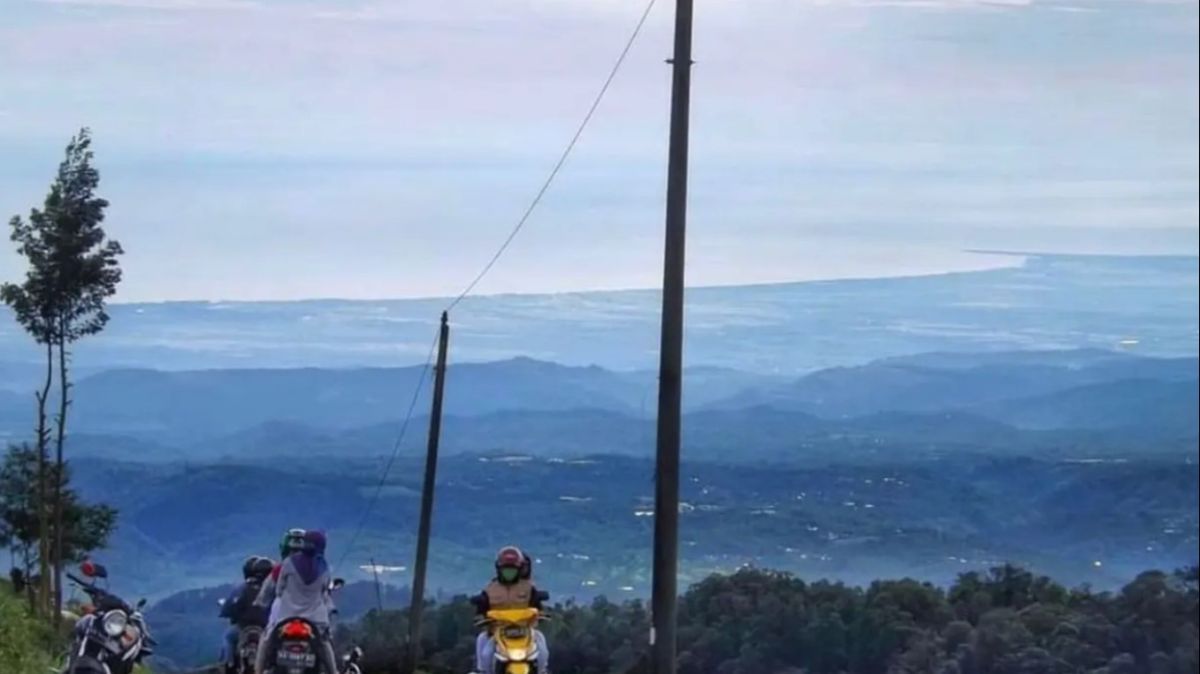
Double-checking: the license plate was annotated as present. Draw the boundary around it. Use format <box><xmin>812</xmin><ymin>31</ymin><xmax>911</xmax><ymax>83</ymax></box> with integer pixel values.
<box><xmin>277</xmin><ymin>648</ymin><xmax>316</xmax><ymax>667</ymax></box>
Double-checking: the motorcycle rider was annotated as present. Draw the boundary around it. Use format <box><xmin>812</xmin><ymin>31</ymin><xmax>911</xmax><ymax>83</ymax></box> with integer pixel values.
<box><xmin>254</xmin><ymin>530</ymin><xmax>338</xmax><ymax>674</ymax></box>
<box><xmin>256</xmin><ymin>528</ymin><xmax>306</xmax><ymax>630</ymax></box>
<box><xmin>471</xmin><ymin>546</ymin><xmax>550</xmax><ymax>674</ymax></box>
<box><xmin>220</xmin><ymin>556</ymin><xmax>274</xmax><ymax>674</ymax></box>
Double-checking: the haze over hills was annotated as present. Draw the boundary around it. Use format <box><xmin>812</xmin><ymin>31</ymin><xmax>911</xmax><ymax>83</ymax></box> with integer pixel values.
<box><xmin>1</xmin><ymin>254</ymin><xmax>1196</xmax><ymax>374</ymax></box>
<box><xmin>1</xmin><ymin>253</ymin><xmax>1195</xmax><ymax>668</ymax></box>
<box><xmin>43</xmin><ymin>344</ymin><xmax>1197</xmax><ymax>618</ymax></box>
<box><xmin>2</xmin><ymin>347</ymin><xmax>1192</xmax><ymax>460</ymax></box>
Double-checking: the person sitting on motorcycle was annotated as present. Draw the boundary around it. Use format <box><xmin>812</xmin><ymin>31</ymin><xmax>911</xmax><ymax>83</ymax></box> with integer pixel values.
<box><xmin>220</xmin><ymin>556</ymin><xmax>274</xmax><ymax>674</ymax></box>
<box><xmin>254</xmin><ymin>530</ymin><xmax>338</xmax><ymax>674</ymax></box>
<box><xmin>256</xmin><ymin>528</ymin><xmax>306</xmax><ymax>631</ymax></box>
<box><xmin>472</xmin><ymin>546</ymin><xmax>549</xmax><ymax>674</ymax></box>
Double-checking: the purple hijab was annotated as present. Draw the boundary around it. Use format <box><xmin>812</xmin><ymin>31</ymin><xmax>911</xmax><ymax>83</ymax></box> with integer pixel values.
<box><xmin>291</xmin><ymin>530</ymin><xmax>328</xmax><ymax>585</ymax></box>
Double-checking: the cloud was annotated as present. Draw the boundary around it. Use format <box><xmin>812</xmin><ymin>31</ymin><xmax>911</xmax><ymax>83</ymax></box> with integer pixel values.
<box><xmin>34</xmin><ymin>0</ymin><xmax>260</xmax><ymax>9</ymax></box>
<box><xmin>2</xmin><ymin>0</ymin><xmax>1196</xmax><ymax>301</ymax></box>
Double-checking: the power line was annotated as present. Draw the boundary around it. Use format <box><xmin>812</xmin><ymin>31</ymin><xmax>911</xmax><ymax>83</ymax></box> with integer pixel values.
<box><xmin>446</xmin><ymin>0</ymin><xmax>659</xmax><ymax>312</ymax></box>
<box><xmin>336</xmin><ymin>0</ymin><xmax>658</xmax><ymax>574</ymax></box>
<box><xmin>335</xmin><ymin>329</ymin><xmax>440</xmax><ymax>573</ymax></box>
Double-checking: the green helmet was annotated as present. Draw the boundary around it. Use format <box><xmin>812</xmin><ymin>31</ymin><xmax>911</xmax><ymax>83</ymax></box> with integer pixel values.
<box><xmin>279</xmin><ymin>528</ymin><xmax>306</xmax><ymax>557</ymax></box>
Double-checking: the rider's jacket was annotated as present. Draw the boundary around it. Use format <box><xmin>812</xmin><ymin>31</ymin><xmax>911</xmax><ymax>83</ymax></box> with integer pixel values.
<box><xmin>475</xmin><ymin>578</ymin><xmax>542</xmax><ymax>614</ymax></box>
<box><xmin>222</xmin><ymin>580</ymin><xmax>269</xmax><ymax>628</ymax></box>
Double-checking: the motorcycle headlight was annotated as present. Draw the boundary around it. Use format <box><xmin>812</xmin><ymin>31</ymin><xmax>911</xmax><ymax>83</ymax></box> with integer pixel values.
<box><xmin>506</xmin><ymin>647</ymin><xmax>528</xmax><ymax>661</ymax></box>
<box><xmin>102</xmin><ymin>610</ymin><xmax>128</xmax><ymax>638</ymax></box>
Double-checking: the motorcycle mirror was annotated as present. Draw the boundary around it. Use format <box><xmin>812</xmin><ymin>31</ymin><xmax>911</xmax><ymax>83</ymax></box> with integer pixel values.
<box><xmin>331</xmin><ymin>578</ymin><xmax>345</xmax><ymax>590</ymax></box>
<box><xmin>137</xmin><ymin>598</ymin><xmax>147</xmax><ymax>610</ymax></box>
<box><xmin>83</xmin><ymin>562</ymin><xmax>109</xmax><ymax>579</ymax></box>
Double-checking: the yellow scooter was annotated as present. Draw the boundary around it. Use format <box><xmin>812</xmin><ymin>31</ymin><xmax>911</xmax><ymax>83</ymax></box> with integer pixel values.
<box><xmin>480</xmin><ymin>607</ymin><xmax>545</xmax><ymax>674</ymax></box>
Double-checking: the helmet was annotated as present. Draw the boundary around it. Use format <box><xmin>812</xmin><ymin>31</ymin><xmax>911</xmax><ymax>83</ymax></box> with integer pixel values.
<box><xmin>303</xmin><ymin>530</ymin><xmax>327</xmax><ymax>556</ymax></box>
<box><xmin>250</xmin><ymin>556</ymin><xmax>275</xmax><ymax>580</ymax></box>
<box><xmin>280</xmin><ymin>528</ymin><xmax>306</xmax><ymax>557</ymax></box>
<box><xmin>495</xmin><ymin>546</ymin><xmax>524</xmax><ymax>585</ymax></box>
<box><xmin>519</xmin><ymin>551</ymin><xmax>533</xmax><ymax>580</ymax></box>
<box><xmin>242</xmin><ymin>556</ymin><xmax>260</xmax><ymax>579</ymax></box>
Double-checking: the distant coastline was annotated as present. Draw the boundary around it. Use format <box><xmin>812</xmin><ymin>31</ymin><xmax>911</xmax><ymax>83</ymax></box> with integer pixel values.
<box><xmin>101</xmin><ymin>250</ymin><xmax>1200</xmax><ymax>307</ymax></box>
<box><xmin>2</xmin><ymin>252</ymin><xmax>1195</xmax><ymax>373</ymax></box>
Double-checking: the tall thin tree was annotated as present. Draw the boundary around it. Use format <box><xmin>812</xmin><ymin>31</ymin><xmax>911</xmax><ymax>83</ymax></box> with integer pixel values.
<box><xmin>1</xmin><ymin>128</ymin><xmax>123</xmax><ymax>621</ymax></box>
<box><xmin>45</xmin><ymin>129</ymin><xmax>123</xmax><ymax>622</ymax></box>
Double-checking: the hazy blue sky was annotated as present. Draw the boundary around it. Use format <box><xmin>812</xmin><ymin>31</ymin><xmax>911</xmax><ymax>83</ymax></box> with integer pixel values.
<box><xmin>1</xmin><ymin>0</ymin><xmax>1197</xmax><ymax>301</ymax></box>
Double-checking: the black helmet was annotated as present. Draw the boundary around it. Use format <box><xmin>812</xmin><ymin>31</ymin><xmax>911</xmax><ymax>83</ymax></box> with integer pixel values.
<box><xmin>250</xmin><ymin>556</ymin><xmax>275</xmax><ymax>580</ymax></box>
<box><xmin>242</xmin><ymin>556</ymin><xmax>261</xmax><ymax>580</ymax></box>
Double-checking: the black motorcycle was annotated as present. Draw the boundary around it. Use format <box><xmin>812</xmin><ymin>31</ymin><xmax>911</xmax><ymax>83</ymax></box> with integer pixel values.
<box><xmin>268</xmin><ymin>616</ymin><xmax>327</xmax><ymax>674</ymax></box>
<box><xmin>217</xmin><ymin>595</ymin><xmax>266</xmax><ymax>674</ymax></box>
<box><xmin>340</xmin><ymin>646</ymin><xmax>363</xmax><ymax>674</ymax></box>
<box><xmin>264</xmin><ymin>578</ymin><xmax>346</xmax><ymax>674</ymax></box>
<box><xmin>65</xmin><ymin>562</ymin><xmax>154</xmax><ymax>674</ymax></box>
<box><xmin>235</xmin><ymin>624</ymin><xmax>265</xmax><ymax>674</ymax></box>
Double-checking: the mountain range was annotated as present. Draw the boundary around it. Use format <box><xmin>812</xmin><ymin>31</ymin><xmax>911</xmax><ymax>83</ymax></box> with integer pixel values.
<box><xmin>1</xmin><ymin>253</ymin><xmax>1195</xmax><ymax>669</ymax></box>
<box><xmin>2</xmin><ymin>348</ymin><xmax>1192</xmax><ymax>464</ymax></box>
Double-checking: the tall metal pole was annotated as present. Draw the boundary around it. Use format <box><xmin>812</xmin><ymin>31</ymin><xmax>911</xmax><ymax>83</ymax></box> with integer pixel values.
<box><xmin>369</xmin><ymin>557</ymin><xmax>384</xmax><ymax>613</ymax></box>
<box><xmin>651</xmin><ymin>1</ymin><xmax>694</xmax><ymax>673</ymax></box>
<box><xmin>403</xmin><ymin>312</ymin><xmax>450</xmax><ymax>674</ymax></box>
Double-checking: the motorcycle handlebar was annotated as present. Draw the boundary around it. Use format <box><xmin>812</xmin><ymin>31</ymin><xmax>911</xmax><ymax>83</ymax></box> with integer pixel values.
<box><xmin>67</xmin><ymin>573</ymin><xmax>101</xmax><ymax>594</ymax></box>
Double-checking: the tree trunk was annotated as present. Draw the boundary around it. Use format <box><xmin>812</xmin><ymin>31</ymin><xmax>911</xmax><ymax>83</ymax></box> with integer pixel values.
<box><xmin>34</xmin><ymin>339</ymin><xmax>53</xmax><ymax>618</ymax></box>
<box><xmin>24</xmin><ymin>545</ymin><xmax>36</xmax><ymax>614</ymax></box>
<box><xmin>53</xmin><ymin>329</ymin><xmax>70</xmax><ymax>626</ymax></box>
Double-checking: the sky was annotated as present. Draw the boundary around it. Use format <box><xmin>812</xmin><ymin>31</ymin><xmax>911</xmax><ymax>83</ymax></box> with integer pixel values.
<box><xmin>0</xmin><ymin>0</ymin><xmax>1197</xmax><ymax>302</ymax></box>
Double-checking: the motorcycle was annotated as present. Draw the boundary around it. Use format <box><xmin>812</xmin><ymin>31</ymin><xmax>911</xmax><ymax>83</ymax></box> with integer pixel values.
<box><xmin>340</xmin><ymin>646</ymin><xmax>364</xmax><ymax>674</ymax></box>
<box><xmin>217</xmin><ymin>597</ymin><xmax>265</xmax><ymax>674</ymax></box>
<box><xmin>476</xmin><ymin>591</ymin><xmax>550</xmax><ymax>674</ymax></box>
<box><xmin>236</xmin><ymin>624</ymin><xmax>265</xmax><ymax>674</ymax></box>
<box><xmin>263</xmin><ymin>577</ymin><xmax>345</xmax><ymax>674</ymax></box>
<box><xmin>65</xmin><ymin>561</ymin><xmax>154</xmax><ymax>674</ymax></box>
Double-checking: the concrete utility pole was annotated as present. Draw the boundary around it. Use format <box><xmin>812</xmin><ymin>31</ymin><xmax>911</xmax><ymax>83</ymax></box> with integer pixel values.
<box><xmin>650</xmin><ymin>1</ymin><xmax>695</xmax><ymax>673</ymax></box>
<box><xmin>403</xmin><ymin>311</ymin><xmax>450</xmax><ymax>674</ymax></box>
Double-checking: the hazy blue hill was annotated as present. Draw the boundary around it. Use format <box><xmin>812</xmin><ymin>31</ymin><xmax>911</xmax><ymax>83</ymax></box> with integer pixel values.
<box><xmin>5</xmin><ymin>349</ymin><xmax>1189</xmax><ymax>452</ymax></box>
<box><xmin>877</xmin><ymin>348</ymin><xmax>1142</xmax><ymax>370</ymax></box>
<box><xmin>976</xmin><ymin>378</ymin><xmax>1200</xmax><ymax>433</ymax></box>
<box><xmin>68</xmin><ymin>453</ymin><xmax>1198</xmax><ymax>613</ymax></box>
<box><xmin>709</xmin><ymin>362</ymin><xmax>1029</xmax><ymax>417</ymax></box>
<box><xmin>0</xmin><ymin>389</ymin><xmax>27</xmax><ymax>432</ymax></box>
<box><xmin>2</xmin><ymin>359</ymin><xmax>772</xmax><ymax>442</ymax></box>
<box><xmin>710</xmin><ymin>351</ymin><xmax>1197</xmax><ymax>419</ymax></box>
<box><xmin>68</xmin><ymin>432</ymin><xmax>190</xmax><ymax>463</ymax></box>
<box><xmin>848</xmin><ymin>410</ymin><xmax>1022</xmax><ymax>444</ymax></box>
<box><xmin>882</xmin><ymin>350</ymin><xmax>1198</xmax><ymax>382</ymax></box>
<box><xmin>185</xmin><ymin>407</ymin><xmax>1082</xmax><ymax>464</ymax></box>
<box><xmin>3</xmin><ymin>347</ymin><xmax>1189</xmax><ymax>468</ymax></box>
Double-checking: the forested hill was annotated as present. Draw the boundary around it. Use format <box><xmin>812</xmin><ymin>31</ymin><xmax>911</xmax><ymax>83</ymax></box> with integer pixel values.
<box><xmin>142</xmin><ymin>564</ymin><xmax>1199</xmax><ymax>674</ymax></box>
